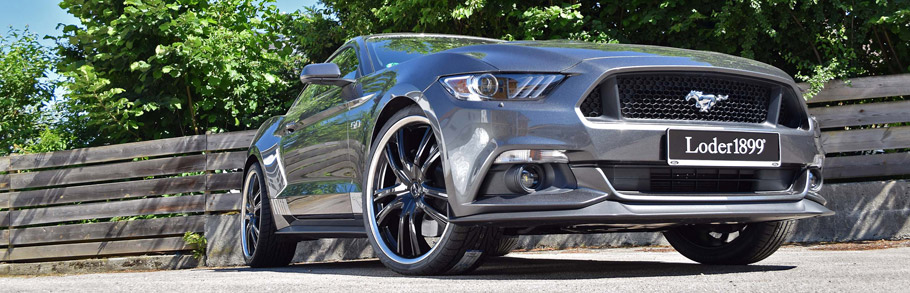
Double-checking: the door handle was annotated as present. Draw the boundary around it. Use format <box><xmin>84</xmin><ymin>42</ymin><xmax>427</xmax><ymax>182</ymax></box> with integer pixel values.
<box><xmin>286</xmin><ymin>121</ymin><xmax>299</xmax><ymax>133</ymax></box>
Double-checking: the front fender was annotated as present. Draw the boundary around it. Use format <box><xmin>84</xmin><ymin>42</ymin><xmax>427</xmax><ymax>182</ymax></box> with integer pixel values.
<box><xmin>247</xmin><ymin>115</ymin><xmax>287</xmax><ymax>200</ymax></box>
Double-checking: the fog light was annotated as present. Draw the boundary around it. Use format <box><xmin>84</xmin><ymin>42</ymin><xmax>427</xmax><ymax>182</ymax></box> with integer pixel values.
<box><xmin>506</xmin><ymin>164</ymin><xmax>545</xmax><ymax>194</ymax></box>
<box><xmin>808</xmin><ymin>169</ymin><xmax>823</xmax><ymax>191</ymax></box>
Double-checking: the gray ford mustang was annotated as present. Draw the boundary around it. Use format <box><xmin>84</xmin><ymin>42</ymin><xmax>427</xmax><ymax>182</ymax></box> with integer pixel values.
<box><xmin>240</xmin><ymin>33</ymin><xmax>833</xmax><ymax>275</ymax></box>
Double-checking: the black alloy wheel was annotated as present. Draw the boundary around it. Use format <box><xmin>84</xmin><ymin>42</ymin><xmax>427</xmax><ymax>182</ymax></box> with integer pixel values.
<box><xmin>363</xmin><ymin>106</ymin><xmax>492</xmax><ymax>275</ymax></box>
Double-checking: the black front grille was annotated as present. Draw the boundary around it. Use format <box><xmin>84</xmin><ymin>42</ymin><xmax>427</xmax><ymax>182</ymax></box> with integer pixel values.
<box><xmin>616</xmin><ymin>73</ymin><xmax>771</xmax><ymax>123</ymax></box>
<box><xmin>580</xmin><ymin>86</ymin><xmax>603</xmax><ymax>117</ymax></box>
<box><xmin>602</xmin><ymin>165</ymin><xmax>797</xmax><ymax>193</ymax></box>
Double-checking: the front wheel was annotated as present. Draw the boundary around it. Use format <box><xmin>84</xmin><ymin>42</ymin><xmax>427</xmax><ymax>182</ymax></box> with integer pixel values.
<box><xmin>663</xmin><ymin>220</ymin><xmax>795</xmax><ymax>265</ymax></box>
<box><xmin>362</xmin><ymin>106</ymin><xmax>491</xmax><ymax>275</ymax></box>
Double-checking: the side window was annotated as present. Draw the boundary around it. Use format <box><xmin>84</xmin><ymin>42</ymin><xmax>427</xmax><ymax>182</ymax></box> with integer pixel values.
<box><xmin>330</xmin><ymin>47</ymin><xmax>359</xmax><ymax>80</ymax></box>
<box><xmin>287</xmin><ymin>84</ymin><xmax>339</xmax><ymax>120</ymax></box>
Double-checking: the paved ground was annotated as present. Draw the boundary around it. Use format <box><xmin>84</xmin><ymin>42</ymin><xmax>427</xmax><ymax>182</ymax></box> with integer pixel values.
<box><xmin>3</xmin><ymin>243</ymin><xmax>910</xmax><ymax>292</ymax></box>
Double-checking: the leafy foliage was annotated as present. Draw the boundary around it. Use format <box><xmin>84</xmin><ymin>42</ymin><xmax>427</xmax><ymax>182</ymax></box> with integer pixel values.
<box><xmin>0</xmin><ymin>28</ymin><xmax>57</xmax><ymax>156</ymax></box>
<box><xmin>56</xmin><ymin>0</ymin><xmax>307</xmax><ymax>145</ymax></box>
<box><xmin>183</xmin><ymin>231</ymin><xmax>207</xmax><ymax>260</ymax></box>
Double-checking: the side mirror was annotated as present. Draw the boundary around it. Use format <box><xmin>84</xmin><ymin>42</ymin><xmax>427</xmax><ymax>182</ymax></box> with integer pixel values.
<box><xmin>299</xmin><ymin>63</ymin><xmax>354</xmax><ymax>86</ymax></box>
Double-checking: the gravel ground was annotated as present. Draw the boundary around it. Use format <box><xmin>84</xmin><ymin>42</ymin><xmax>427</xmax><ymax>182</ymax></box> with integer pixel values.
<box><xmin>3</xmin><ymin>243</ymin><xmax>909</xmax><ymax>292</ymax></box>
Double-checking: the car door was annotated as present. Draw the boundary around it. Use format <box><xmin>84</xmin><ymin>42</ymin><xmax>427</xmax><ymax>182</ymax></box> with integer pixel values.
<box><xmin>278</xmin><ymin>46</ymin><xmax>361</xmax><ymax>218</ymax></box>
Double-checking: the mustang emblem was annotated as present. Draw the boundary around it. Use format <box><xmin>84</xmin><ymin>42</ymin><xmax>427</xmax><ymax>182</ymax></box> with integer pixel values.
<box><xmin>685</xmin><ymin>91</ymin><xmax>729</xmax><ymax>113</ymax></box>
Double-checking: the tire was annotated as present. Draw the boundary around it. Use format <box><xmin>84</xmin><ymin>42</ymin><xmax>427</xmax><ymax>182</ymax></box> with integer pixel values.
<box><xmin>663</xmin><ymin>220</ymin><xmax>795</xmax><ymax>265</ymax></box>
<box><xmin>362</xmin><ymin>105</ymin><xmax>493</xmax><ymax>275</ymax></box>
<box><xmin>241</xmin><ymin>162</ymin><xmax>297</xmax><ymax>268</ymax></box>
<box><xmin>484</xmin><ymin>230</ymin><xmax>519</xmax><ymax>257</ymax></box>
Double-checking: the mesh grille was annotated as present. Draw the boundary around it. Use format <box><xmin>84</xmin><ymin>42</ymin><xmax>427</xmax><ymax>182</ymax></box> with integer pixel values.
<box><xmin>616</xmin><ymin>74</ymin><xmax>771</xmax><ymax>123</ymax></box>
<box><xmin>603</xmin><ymin>166</ymin><xmax>798</xmax><ymax>193</ymax></box>
<box><xmin>649</xmin><ymin>168</ymin><xmax>759</xmax><ymax>193</ymax></box>
<box><xmin>579</xmin><ymin>86</ymin><xmax>603</xmax><ymax>117</ymax></box>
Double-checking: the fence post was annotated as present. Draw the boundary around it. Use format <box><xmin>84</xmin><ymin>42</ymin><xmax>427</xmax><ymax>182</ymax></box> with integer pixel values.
<box><xmin>2</xmin><ymin>156</ymin><xmax>12</xmax><ymax>261</ymax></box>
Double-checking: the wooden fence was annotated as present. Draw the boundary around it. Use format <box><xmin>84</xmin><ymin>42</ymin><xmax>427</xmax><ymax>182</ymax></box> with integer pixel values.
<box><xmin>806</xmin><ymin>73</ymin><xmax>910</xmax><ymax>179</ymax></box>
<box><xmin>0</xmin><ymin>74</ymin><xmax>908</xmax><ymax>264</ymax></box>
<box><xmin>0</xmin><ymin>131</ymin><xmax>255</xmax><ymax>262</ymax></box>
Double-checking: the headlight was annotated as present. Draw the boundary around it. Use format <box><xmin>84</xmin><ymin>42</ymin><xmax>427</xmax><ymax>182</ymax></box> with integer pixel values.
<box><xmin>440</xmin><ymin>73</ymin><xmax>565</xmax><ymax>101</ymax></box>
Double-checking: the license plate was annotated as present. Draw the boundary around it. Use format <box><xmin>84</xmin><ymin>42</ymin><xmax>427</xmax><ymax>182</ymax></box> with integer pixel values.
<box><xmin>667</xmin><ymin>129</ymin><xmax>781</xmax><ymax>167</ymax></box>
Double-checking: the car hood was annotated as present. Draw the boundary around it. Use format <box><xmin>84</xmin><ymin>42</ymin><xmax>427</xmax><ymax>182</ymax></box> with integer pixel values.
<box><xmin>441</xmin><ymin>40</ymin><xmax>793</xmax><ymax>82</ymax></box>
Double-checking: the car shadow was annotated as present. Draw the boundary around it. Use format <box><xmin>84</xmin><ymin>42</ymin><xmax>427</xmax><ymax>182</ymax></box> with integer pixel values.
<box><xmin>211</xmin><ymin>256</ymin><xmax>795</xmax><ymax>280</ymax></box>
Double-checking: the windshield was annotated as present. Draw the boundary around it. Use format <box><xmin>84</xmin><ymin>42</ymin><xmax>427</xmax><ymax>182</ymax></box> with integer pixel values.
<box><xmin>366</xmin><ymin>36</ymin><xmax>500</xmax><ymax>70</ymax></box>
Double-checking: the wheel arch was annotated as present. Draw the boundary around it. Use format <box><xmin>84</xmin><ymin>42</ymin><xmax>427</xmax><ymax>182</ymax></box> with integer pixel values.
<box><xmin>371</xmin><ymin>95</ymin><xmax>420</xmax><ymax>145</ymax></box>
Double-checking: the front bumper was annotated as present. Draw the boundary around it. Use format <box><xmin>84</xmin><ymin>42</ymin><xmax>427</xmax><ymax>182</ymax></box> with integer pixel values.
<box><xmin>451</xmin><ymin>198</ymin><xmax>832</xmax><ymax>226</ymax></box>
<box><xmin>425</xmin><ymin>64</ymin><xmax>830</xmax><ymax>223</ymax></box>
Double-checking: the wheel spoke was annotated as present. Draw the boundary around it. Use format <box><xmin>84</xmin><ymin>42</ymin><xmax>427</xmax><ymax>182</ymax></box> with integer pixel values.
<box><xmin>419</xmin><ymin>198</ymin><xmax>448</xmax><ymax>224</ymax></box>
<box><xmin>396</xmin><ymin>129</ymin><xmax>413</xmax><ymax>173</ymax></box>
<box><xmin>397</xmin><ymin>214</ymin><xmax>409</xmax><ymax>255</ymax></box>
<box><xmin>408</xmin><ymin>212</ymin><xmax>422</xmax><ymax>256</ymax></box>
<box><xmin>420</xmin><ymin>145</ymin><xmax>440</xmax><ymax>175</ymax></box>
<box><xmin>248</xmin><ymin>224</ymin><xmax>258</xmax><ymax>248</ymax></box>
<box><xmin>414</xmin><ymin>127</ymin><xmax>432</xmax><ymax>166</ymax></box>
<box><xmin>374</xmin><ymin>183</ymin><xmax>407</xmax><ymax>202</ymax></box>
<box><xmin>383</xmin><ymin>144</ymin><xmax>412</xmax><ymax>184</ymax></box>
<box><xmin>422</xmin><ymin>183</ymin><xmax>448</xmax><ymax>199</ymax></box>
<box><xmin>376</xmin><ymin>198</ymin><xmax>403</xmax><ymax>224</ymax></box>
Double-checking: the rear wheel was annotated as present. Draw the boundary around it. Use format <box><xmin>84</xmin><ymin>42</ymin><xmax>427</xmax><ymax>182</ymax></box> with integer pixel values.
<box><xmin>241</xmin><ymin>162</ymin><xmax>296</xmax><ymax>268</ymax></box>
<box><xmin>663</xmin><ymin>220</ymin><xmax>795</xmax><ymax>265</ymax></box>
<box><xmin>485</xmin><ymin>231</ymin><xmax>519</xmax><ymax>257</ymax></box>
<box><xmin>363</xmin><ymin>106</ymin><xmax>491</xmax><ymax>275</ymax></box>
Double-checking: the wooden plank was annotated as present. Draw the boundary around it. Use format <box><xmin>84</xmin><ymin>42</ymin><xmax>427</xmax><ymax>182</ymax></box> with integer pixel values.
<box><xmin>207</xmin><ymin>193</ymin><xmax>242</xmax><ymax>212</ymax></box>
<box><xmin>206</xmin><ymin>151</ymin><xmax>247</xmax><ymax>171</ymax></box>
<box><xmin>0</xmin><ymin>156</ymin><xmax>8</xmax><ymax>172</ymax></box>
<box><xmin>10</xmin><ymin>154</ymin><xmax>206</xmax><ymax>190</ymax></box>
<box><xmin>0</xmin><ymin>192</ymin><xmax>7</xmax><ymax>210</ymax></box>
<box><xmin>805</xmin><ymin>74</ymin><xmax>910</xmax><ymax>104</ymax></box>
<box><xmin>8</xmin><ymin>195</ymin><xmax>205</xmax><ymax>227</ymax></box>
<box><xmin>821</xmin><ymin>126</ymin><xmax>910</xmax><ymax>153</ymax></box>
<box><xmin>1</xmin><ymin>229</ymin><xmax>8</xmax><ymax>247</ymax></box>
<box><xmin>0</xmin><ymin>174</ymin><xmax>8</xmax><ymax>192</ymax></box>
<box><xmin>8</xmin><ymin>135</ymin><xmax>206</xmax><ymax>171</ymax></box>
<box><xmin>207</xmin><ymin>130</ymin><xmax>256</xmax><ymax>152</ymax></box>
<box><xmin>0</xmin><ymin>210</ymin><xmax>8</xmax><ymax>228</ymax></box>
<box><xmin>8</xmin><ymin>216</ymin><xmax>204</xmax><ymax>246</ymax></box>
<box><xmin>3</xmin><ymin>236</ymin><xmax>192</xmax><ymax>262</ymax></box>
<box><xmin>824</xmin><ymin>153</ymin><xmax>910</xmax><ymax>179</ymax></box>
<box><xmin>8</xmin><ymin>175</ymin><xmax>206</xmax><ymax>209</ymax></box>
<box><xmin>810</xmin><ymin>100</ymin><xmax>910</xmax><ymax>128</ymax></box>
<box><xmin>207</xmin><ymin>172</ymin><xmax>244</xmax><ymax>192</ymax></box>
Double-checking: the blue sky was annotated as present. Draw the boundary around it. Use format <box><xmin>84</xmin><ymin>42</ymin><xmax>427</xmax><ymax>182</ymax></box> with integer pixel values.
<box><xmin>1</xmin><ymin>0</ymin><xmax>321</xmax><ymax>46</ymax></box>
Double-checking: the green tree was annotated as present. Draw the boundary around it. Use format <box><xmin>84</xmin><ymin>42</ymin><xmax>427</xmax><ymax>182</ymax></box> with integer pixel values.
<box><xmin>56</xmin><ymin>0</ymin><xmax>307</xmax><ymax>145</ymax></box>
<box><xmin>0</xmin><ymin>28</ymin><xmax>57</xmax><ymax>156</ymax></box>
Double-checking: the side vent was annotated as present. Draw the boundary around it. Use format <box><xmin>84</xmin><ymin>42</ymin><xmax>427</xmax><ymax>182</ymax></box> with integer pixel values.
<box><xmin>580</xmin><ymin>86</ymin><xmax>603</xmax><ymax>117</ymax></box>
